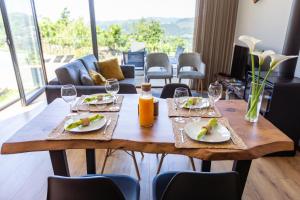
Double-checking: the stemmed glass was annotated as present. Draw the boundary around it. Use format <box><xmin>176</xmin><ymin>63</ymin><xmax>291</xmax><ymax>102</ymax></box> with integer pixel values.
<box><xmin>173</xmin><ymin>87</ymin><xmax>189</xmax><ymax>123</ymax></box>
<box><xmin>208</xmin><ymin>81</ymin><xmax>223</xmax><ymax>116</ymax></box>
<box><xmin>61</xmin><ymin>84</ymin><xmax>77</xmax><ymax>115</ymax></box>
<box><xmin>105</xmin><ymin>78</ymin><xmax>120</xmax><ymax>111</ymax></box>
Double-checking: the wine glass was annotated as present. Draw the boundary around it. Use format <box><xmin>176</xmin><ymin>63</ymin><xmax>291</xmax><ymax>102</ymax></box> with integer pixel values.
<box><xmin>105</xmin><ymin>78</ymin><xmax>120</xmax><ymax>110</ymax></box>
<box><xmin>61</xmin><ymin>84</ymin><xmax>77</xmax><ymax>115</ymax></box>
<box><xmin>173</xmin><ymin>87</ymin><xmax>189</xmax><ymax>123</ymax></box>
<box><xmin>208</xmin><ymin>81</ymin><xmax>223</xmax><ymax>116</ymax></box>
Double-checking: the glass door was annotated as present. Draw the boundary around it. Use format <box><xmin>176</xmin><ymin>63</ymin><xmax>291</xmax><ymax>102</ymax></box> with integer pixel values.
<box><xmin>0</xmin><ymin>8</ymin><xmax>20</xmax><ymax>109</ymax></box>
<box><xmin>3</xmin><ymin>0</ymin><xmax>45</xmax><ymax>104</ymax></box>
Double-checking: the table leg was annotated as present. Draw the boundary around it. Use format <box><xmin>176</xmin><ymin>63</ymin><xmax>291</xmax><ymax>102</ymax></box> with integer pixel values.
<box><xmin>232</xmin><ymin>160</ymin><xmax>252</xmax><ymax>194</ymax></box>
<box><xmin>86</xmin><ymin>149</ymin><xmax>96</xmax><ymax>174</ymax></box>
<box><xmin>49</xmin><ymin>150</ymin><xmax>70</xmax><ymax>176</ymax></box>
<box><xmin>201</xmin><ymin>160</ymin><xmax>211</xmax><ymax>172</ymax></box>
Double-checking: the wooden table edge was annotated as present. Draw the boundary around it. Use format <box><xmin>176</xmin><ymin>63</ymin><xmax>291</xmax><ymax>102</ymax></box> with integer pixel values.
<box><xmin>1</xmin><ymin>139</ymin><xmax>293</xmax><ymax>161</ymax></box>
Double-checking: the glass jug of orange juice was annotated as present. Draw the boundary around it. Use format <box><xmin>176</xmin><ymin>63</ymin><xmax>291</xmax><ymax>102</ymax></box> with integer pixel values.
<box><xmin>139</xmin><ymin>83</ymin><xmax>154</xmax><ymax>127</ymax></box>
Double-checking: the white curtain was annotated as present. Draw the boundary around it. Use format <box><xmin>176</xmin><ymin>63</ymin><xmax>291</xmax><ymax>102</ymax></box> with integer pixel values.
<box><xmin>193</xmin><ymin>0</ymin><xmax>239</xmax><ymax>89</ymax></box>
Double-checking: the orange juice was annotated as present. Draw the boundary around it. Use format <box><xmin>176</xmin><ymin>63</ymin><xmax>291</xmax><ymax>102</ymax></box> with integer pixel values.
<box><xmin>139</xmin><ymin>83</ymin><xmax>154</xmax><ymax>127</ymax></box>
<box><xmin>139</xmin><ymin>96</ymin><xmax>154</xmax><ymax>127</ymax></box>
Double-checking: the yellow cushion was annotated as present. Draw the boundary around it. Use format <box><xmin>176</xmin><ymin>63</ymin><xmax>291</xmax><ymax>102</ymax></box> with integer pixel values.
<box><xmin>96</xmin><ymin>58</ymin><xmax>125</xmax><ymax>80</ymax></box>
<box><xmin>89</xmin><ymin>69</ymin><xmax>106</xmax><ymax>85</ymax></box>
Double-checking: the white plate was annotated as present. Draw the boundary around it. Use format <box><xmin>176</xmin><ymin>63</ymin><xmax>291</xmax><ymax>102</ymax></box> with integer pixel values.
<box><xmin>182</xmin><ymin>98</ymin><xmax>210</xmax><ymax>109</ymax></box>
<box><xmin>64</xmin><ymin>113</ymin><xmax>107</xmax><ymax>133</ymax></box>
<box><xmin>84</xmin><ymin>94</ymin><xmax>114</xmax><ymax>105</ymax></box>
<box><xmin>184</xmin><ymin>119</ymin><xmax>231</xmax><ymax>143</ymax></box>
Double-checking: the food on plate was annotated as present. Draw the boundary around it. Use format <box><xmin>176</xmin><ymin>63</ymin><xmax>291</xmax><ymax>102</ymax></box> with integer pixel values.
<box><xmin>65</xmin><ymin>114</ymin><xmax>104</xmax><ymax>131</ymax></box>
<box><xmin>183</xmin><ymin>97</ymin><xmax>202</xmax><ymax>108</ymax></box>
<box><xmin>84</xmin><ymin>94</ymin><xmax>112</xmax><ymax>103</ymax></box>
<box><xmin>197</xmin><ymin>118</ymin><xmax>218</xmax><ymax>140</ymax></box>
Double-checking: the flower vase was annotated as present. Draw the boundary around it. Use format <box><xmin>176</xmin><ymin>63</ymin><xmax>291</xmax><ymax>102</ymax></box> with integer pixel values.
<box><xmin>245</xmin><ymin>82</ymin><xmax>264</xmax><ymax>123</ymax></box>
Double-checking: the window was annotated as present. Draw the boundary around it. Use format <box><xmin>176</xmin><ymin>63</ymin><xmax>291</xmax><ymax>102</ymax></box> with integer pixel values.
<box><xmin>35</xmin><ymin>0</ymin><xmax>93</xmax><ymax>81</ymax></box>
<box><xmin>0</xmin><ymin>8</ymin><xmax>20</xmax><ymax>108</ymax></box>
<box><xmin>4</xmin><ymin>0</ymin><xmax>44</xmax><ymax>103</ymax></box>
<box><xmin>94</xmin><ymin>0</ymin><xmax>196</xmax><ymax>60</ymax></box>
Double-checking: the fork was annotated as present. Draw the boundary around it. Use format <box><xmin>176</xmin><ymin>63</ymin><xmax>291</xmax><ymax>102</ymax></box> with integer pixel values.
<box><xmin>103</xmin><ymin>118</ymin><xmax>112</xmax><ymax>135</ymax></box>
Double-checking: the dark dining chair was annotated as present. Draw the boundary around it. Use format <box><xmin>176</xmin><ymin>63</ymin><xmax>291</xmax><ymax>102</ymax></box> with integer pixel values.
<box><xmin>156</xmin><ymin>84</ymin><xmax>195</xmax><ymax>174</ymax></box>
<box><xmin>123</xmin><ymin>51</ymin><xmax>145</xmax><ymax>70</ymax></box>
<box><xmin>47</xmin><ymin>174</ymin><xmax>140</xmax><ymax>200</ymax></box>
<box><xmin>153</xmin><ymin>171</ymin><xmax>241</xmax><ymax>200</ymax></box>
<box><xmin>160</xmin><ymin>83</ymin><xmax>192</xmax><ymax>99</ymax></box>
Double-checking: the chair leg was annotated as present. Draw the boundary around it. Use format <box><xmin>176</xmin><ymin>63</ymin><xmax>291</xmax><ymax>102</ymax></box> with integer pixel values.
<box><xmin>140</xmin><ymin>152</ymin><xmax>144</xmax><ymax>158</ymax></box>
<box><xmin>165</xmin><ymin>79</ymin><xmax>167</xmax><ymax>85</ymax></box>
<box><xmin>189</xmin><ymin>157</ymin><xmax>196</xmax><ymax>171</ymax></box>
<box><xmin>169</xmin><ymin>78</ymin><xmax>172</xmax><ymax>83</ymax></box>
<box><xmin>131</xmin><ymin>151</ymin><xmax>141</xmax><ymax>180</ymax></box>
<box><xmin>179</xmin><ymin>78</ymin><xmax>181</xmax><ymax>83</ymax></box>
<box><xmin>157</xmin><ymin>153</ymin><xmax>167</xmax><ymax>174</ymax></box>
<box><xmin>101</xmin><ymin>149</ymin><xmax>110</xmax><ymax>174</ymax></box>
<box><xmin>200</xmin><ymin>80</ymin><xmax>203</xmax><ymax>97</ymax></box>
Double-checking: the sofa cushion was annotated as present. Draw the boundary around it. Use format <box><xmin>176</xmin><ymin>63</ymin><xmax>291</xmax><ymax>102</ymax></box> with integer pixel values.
<box><xmin>89</xmin><ymin>69</ymin><xmax>106</xmax><ymax>85</ymax></box>
<box><xmin>55</xmin><ymin>60</ymin><xmax>87</xmax><ymax>85</ymax></box>
<box><xmin>80</xmin><ymin>54</ymin><xmax>98</xmax><ymax>72</ymax></box>
<box><xmin>80</xmin><ymin>70</ymin><xmax>94</xmax><ymax>86</ymax></box>
<box><xmin>96</xmin><ymin>58</ymin><xmax>125</xmax><ymax>80</ymax></box>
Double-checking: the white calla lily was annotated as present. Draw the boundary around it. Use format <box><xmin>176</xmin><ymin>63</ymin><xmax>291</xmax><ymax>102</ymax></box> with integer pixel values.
<box><xmin>238</xmin><ymin>35</ymin><xmax>261</xmax><ymax>53</ymax></box>
<box><xmin>252</xmin><ymin>50</ymin><xmax>275</xmax><ymax>65</ymax></box>
<box><xmin>270</xmin><ymin>54</ymin><xmax>298</xmax><ymax>70</ymax></box>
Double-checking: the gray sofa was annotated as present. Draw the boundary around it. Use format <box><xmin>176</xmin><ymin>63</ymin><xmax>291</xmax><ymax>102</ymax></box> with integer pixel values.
<box><xmin>46</xmin><ymin>54</ymin><xmax>137</xmax><ymax>104</ymax></box>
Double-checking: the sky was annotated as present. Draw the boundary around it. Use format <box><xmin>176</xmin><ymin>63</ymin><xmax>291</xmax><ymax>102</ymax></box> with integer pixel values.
<box><xmin>34</xmin><ymin>0</ymin><xmax>196</xmax><ymax>21</ymax></box>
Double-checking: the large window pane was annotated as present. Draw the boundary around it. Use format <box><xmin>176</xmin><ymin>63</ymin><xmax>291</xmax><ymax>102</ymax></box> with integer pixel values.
<box><xmin>35</xmin><ymin>0</ymin><xmax>93</xmax><ymax>81</ymax></box>
<box><xmin>5</xmin><ymin>0</ymin><xmax>44</xmax><ymax>100</ymax></box>
<box><xmin>94</xmin><ymin>0</ymin><xmax>196</xmax><ymax>60</ymax></box>
<box><xmin>0</xmin><ymin>9</ymin><xmax>20</xmax><ymax>108</ymax></box>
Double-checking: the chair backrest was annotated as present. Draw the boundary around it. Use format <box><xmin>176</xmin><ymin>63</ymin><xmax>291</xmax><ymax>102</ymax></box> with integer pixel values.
<box><xmin>230</xmin><ymin>45</ymin><xmax>249</xmax><ymax>80</ymax></box>
<box><xmin>178</xmin><ymin>52</ymin><xmax>204</xmax><ymax>73</ymax></box>
<box><xmin>47</xmin><ymin>176</ymin><xmax>125</xmax><ymax>200</ymax></box>
<box><xmin>146</xmin><ymin>53</ymin><xmax>171</xmax><ymax>71</ymax></box>
<box><xmin>123</xmin><ymin>51</ymin><xmax>145</xmax><ymax>69</ymax></box>
<box><xmin>161</xmin><ymin>172</ymin><xmax>241</xmax><ymax>200</ymax></box>
<box><xmin>160</xmin><ymin>83</ymin><xmax>192</xmax><ymax>99</ymax></box>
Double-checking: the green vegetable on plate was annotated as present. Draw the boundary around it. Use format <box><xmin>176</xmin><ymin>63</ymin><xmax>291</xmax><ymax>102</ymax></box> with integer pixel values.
<box><xmin>65</xmin><ymin>114</ymin><xmax>104</xmax><ymax>131</ymax></box>
<box><xmin>197</xmin><ymin>118</ymin><xmax>218</xmax><ymax>140</ymax></box>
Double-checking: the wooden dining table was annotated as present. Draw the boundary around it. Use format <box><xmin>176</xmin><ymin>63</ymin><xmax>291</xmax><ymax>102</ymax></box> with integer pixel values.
<box><xmin>1</xmin><ymin>94</ymin><xmax>293</xmax><ymax>194</ymax></box>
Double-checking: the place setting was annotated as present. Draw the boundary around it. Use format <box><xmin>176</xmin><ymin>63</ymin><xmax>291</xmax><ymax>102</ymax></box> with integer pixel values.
<box><xmin>170</xmin><ymin>83</ymin><xmax>247</xmax><ymax>150</ymax></box>
<box><xmin>167</xmin><ymin>83</ymin><xmax>222</xmax><ymax>118</ymax></box>
<box><xmin>47</xmin><ymin>111</ymin><xmax>119</xmax><ymax>141</ymax></box>
<box><xmin>172</xmin><ymin>117</ymin><xmax>247</xmax><ymax>150</ymax></box>
<box><xmin>73</xmin><ymin>79</ymin><xmax>124</xmax><ymax>112</ymax></box>
<box><xmin>47</xmin><ymin>83</ymin><xmax>119</xmax><ymax>141</ymax></box>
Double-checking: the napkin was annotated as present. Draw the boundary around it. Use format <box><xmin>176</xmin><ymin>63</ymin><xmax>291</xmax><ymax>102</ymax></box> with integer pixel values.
<box><xmin>83</xmin><ymin>94</ymin><xmax>112</xmax><ymax>103</ymax></box>
<box><xmin>65</xmin><ymin>114</ymin><xmax>104</xmax><ymax>131</ymax></box>
<box><xmin>183</xmin><ymin>97</ymin><xmax>202</xmax><ymax>108</ymax></box>
<box><xmin>197</xmin><ymin>118</ymin><xmax>218</xmax><ymax>140</ymax></box>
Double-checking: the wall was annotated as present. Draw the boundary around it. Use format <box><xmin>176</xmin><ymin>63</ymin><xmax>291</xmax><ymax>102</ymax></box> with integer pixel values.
<box><xmin>234</xmin><ymin>0</ymin><xmax>300</xmax><ymax>77</ymax></box>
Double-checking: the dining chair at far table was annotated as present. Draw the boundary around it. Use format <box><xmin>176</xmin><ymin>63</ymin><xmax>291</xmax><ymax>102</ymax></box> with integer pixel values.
<box><xmin>153</xmin><ymin>171</ymin><xmax>241</xmax><ymax>200</ymax></box>
<box><xmin>156</xmin><ymin>83</ymin><xmax>195</xmax><ymax>174</ymax></box>
<box><xmin>145</xmin><ymin>53</ymin><xmax>173</xmax><ymax>84</ymax></box>
<box><xmin>47</xmin><ymin>174</ymin><xmax>140</xmax><ymax>200</ymax></box>
<box><xmin>177</xmin><ymin>52</ymin><xmax>206</xmax><ymax>94</ymax></box>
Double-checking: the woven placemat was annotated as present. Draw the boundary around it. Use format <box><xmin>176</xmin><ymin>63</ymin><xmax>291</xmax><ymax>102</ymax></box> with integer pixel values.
<box><xmin>47</xmin><ymin>113</ymin><xmax>118</xmax><ymax>141</ymax></box>
<box><xmin>167</xmin><ymin>98</ymin><xmax>222</xmax><ymax>118</ymax></box>
<box><xmin>72</xmin><ymin>95</ymin><xmax>124</xmax><ymax>112</ymax></box>
<box><xmin>172</xmin><ymin>118</ymin><xmax>247</xmax><ymax>150</ymax></box>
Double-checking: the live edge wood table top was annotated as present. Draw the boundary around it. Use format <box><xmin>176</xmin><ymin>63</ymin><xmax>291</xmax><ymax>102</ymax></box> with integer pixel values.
<box><xmin>1</xmin><ymin>94</ymin><xmax>293</xmax><ymax>161</ymax></box>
